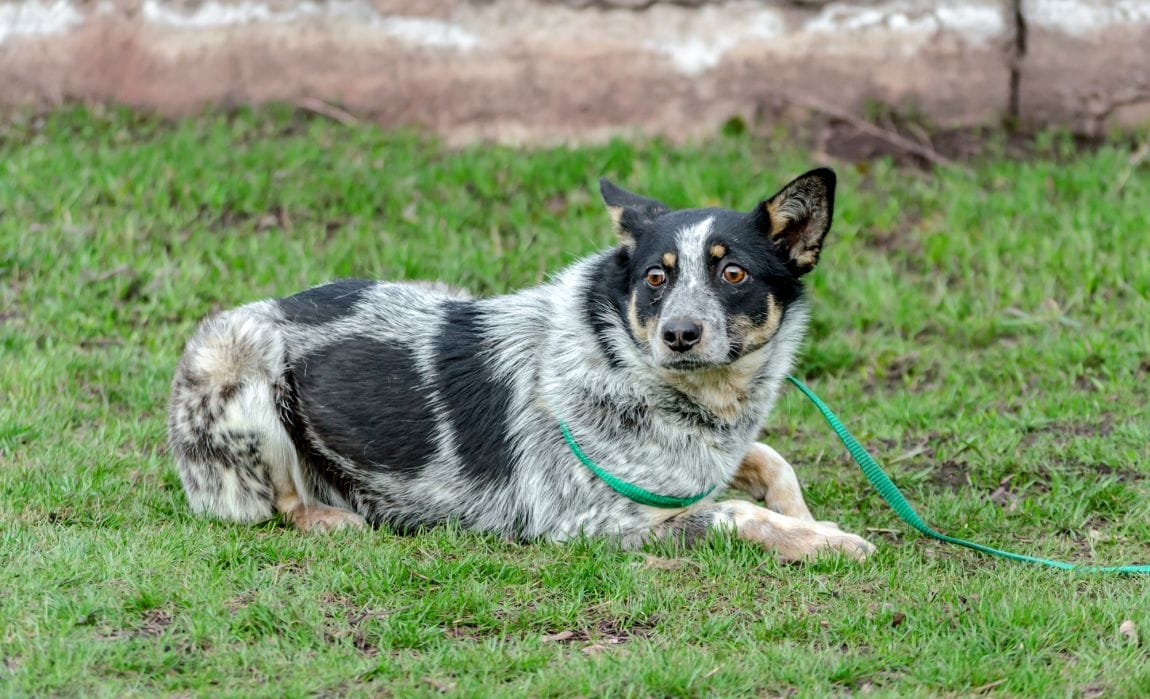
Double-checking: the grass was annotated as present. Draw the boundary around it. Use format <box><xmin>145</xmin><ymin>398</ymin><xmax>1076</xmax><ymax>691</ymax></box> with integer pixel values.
<box><xmin>1</xmin><ymin>105</ymin><xmax>1149</xmax><ymax>697</ymax></box>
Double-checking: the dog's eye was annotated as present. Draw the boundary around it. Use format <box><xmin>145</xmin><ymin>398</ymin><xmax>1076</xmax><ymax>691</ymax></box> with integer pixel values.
<box><xmin>644</xmin><ymin>267</ymin><xmax>667</xmax><ymax>288</ymax></box>
<box><xmin>722</xmin><ymin>264</ymin><xmax>748</xmax><ymax>285</ymax></box>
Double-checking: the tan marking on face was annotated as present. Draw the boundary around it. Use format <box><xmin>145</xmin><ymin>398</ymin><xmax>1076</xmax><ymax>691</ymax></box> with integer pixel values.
<box><xmin>710</xmin><ymin>243</ymin><xmax>727</xmax><ymax>259</ymax></box>
<box><xmin>627</xmin><ymin>289</ymin><xmax>652</xmax><ymax>343</ymax></box>
<box><xmin>747</xmin><ymin>295</ymin><xmax>784</xmax><ymax>347</ymax></box>
<box><xmin>728</xmin><ymin>295</ymin><xmax>783</xmax><ymax>354</ymax></box>
<box><xmin>662</xmin><ymin>251</ymin><xmax>677</xmax><ymax>268</ymax></box>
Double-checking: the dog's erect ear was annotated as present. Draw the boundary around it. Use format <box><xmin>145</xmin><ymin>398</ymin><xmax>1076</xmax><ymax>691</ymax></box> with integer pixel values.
<box><xmin>753</xmin><ymin>168</ymin><xmax>836</xmax><ymax>276</ymax></box>
<box><xmin>599</xmin><ymin>178</ymin><xmax>670</xmax><ymax>247</ymax></box>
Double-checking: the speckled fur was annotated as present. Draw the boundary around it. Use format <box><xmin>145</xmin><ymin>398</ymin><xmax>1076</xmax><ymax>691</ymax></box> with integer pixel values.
<box><xmin>168</xmin><ymin>170</ymin><xmax>874</xmax><ymax>560</ymax></box>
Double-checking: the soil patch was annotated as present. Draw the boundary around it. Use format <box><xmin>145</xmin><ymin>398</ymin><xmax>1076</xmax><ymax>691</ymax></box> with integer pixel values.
<box><xmin>927</xmin><ymin>460</ymin><xmax>971</xmax><ymax>491</ymax></box>
<box><xmin>816</xmin><ymin>119</ymin><xmax>1118</xmax><ymax>170</ymax></box>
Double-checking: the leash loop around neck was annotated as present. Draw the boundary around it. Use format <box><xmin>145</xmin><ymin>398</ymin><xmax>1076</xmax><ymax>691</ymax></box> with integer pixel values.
<box><xmin>786</xmin><ymin>375</ymin><xmax>1150</xmax><ymax>574</ymax></box>
<box><xmin>559</xmin><ymin>420</ymin><xmax>715</xmax><ymax>508</ymax></box>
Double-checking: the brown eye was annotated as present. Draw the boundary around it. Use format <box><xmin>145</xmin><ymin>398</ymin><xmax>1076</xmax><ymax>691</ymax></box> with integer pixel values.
<box><xmin>722</xmin><ymin>264</ymin><xmax>748</xmax><ymax>285</ymax></box>
<box><xmin>645</xmin><ymin>267</ymin><xmax>667</xmax><ymax>287</ymax></box>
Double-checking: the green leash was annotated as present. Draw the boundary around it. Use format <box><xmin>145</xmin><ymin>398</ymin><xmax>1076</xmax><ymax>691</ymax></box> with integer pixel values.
<box><xmin>560</xmin><ymin>420</ymin><xmax>715</xmax><ymax>508</ymax></box>
<box><xmin>786</xmin><ymin>375</ymin><xmax>1150</xmax><ymax>574</ymax></box>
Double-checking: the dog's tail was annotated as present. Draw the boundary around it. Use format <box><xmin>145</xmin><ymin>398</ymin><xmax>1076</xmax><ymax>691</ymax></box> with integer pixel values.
<box><xmin>168</xmin><ymin>304</ymin><xmax>305</xmax><ymax>522</ymax></box>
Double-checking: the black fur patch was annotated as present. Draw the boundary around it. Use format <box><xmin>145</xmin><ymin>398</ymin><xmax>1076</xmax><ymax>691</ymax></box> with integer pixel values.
<box><xmin>276</xmin><ymin>367</ymin><xmax>358</xmax><ymax>504</ymax></box>
<box><xmin>583</xmin><ymin>251</ymin><xmax>630</xmax><ymax>368</ymax></box>
<box><xmin>294</xmin><ymin>335</ymin><xmax>437</xmax><ymax>477</ymax></box>
<box><xmin>278</xmin><ymin>279</ymin><xmax>375</xmax><ymax>325</ymax></box>
<box><xmin>433</xmin><ymin>302</ymin><xmax>516</xmax><ymax>488</ymax></box>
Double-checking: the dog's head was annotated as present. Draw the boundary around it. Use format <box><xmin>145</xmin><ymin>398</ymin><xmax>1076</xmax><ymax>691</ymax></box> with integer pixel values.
<box><xmin>600</xmin><ymin>169</ymin><xmax>835</xmax><ymax>371</ymax></box>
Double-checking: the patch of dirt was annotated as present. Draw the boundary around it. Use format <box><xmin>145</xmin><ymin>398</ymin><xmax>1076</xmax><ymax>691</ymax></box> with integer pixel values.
<box><xmin>1081</xmin><ymin>683</ymin><xmax>1107</xmax><ymax>698</ymax></box>
<box><xmin>862</xmin><ymin>354</ymin><xmax>941</xmax><ymax>394</ymax></box>
<box><xmin>1047</xmin><ymin>458</ymin><xmax>1144</xmax><ymax>484</ymax></box>
<box><xmin>195</xmin><ymin>203</ymin><xmax>295</xmax><ymax>234</ymax></box>
<box><xmin>99</xmin><ymin>608</ymin><xmax>173</xmax><ymax>640</ymax></box>
<box><xmin>1094</xmin><ymin>462</ymin><xmax>1144</xmax><ymax>482</ymax></box>
<box><xmin>927</xmin><ymin>460</ymin><xmax>971</xmax><ymax>491</ymax></box>
<box><xmin>817</xmin><ymin>119</ymin><xmax>1116</xmax><ymax>171</ymax></box>
<box><xmin>987</xmin><ymin>475</ymin><xmax>1023</xmax><ymax>511</ymax></box>
<box><xmin>538</xmin><ymin>617</ymin><xmax>657</xmax><ymax>653</ymax></box>
<box><xmin>320</xmin><ymin>593</ymin><xmax>392</xmax><ymax>656</ymax></box>
<box><xmin>226</xmin><ymin>591</ymin><xmax>256</xmax><ymax>614</ymax></box>
<box><xmin>1020</xmin><ymin>416</ymin><xmax>1115</xmax><ymax>447</ymax></box>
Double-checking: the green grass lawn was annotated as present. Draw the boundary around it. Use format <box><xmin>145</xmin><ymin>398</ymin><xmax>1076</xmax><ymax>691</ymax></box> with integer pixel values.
<box><xmin>2</xmin><ymin>107</ymin><xmax>1149</xmax><ymax>697</ymax></box>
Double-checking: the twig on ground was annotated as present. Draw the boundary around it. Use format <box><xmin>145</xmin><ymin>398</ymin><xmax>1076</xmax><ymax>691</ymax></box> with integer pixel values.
<box><xmin>295</xmin><ymin>98</ymin><xmax>360</xmax><ymax>126</ymax></box>
<box><xmin>1082</xmin><ymin>84</ymin><xmax>1150</xmax><ymax>138</ymax></box>
<box><xmin>792</xmin><ymin>95</ymin><xmax>967</xmax><ymax>170</ymax></box>
<box><xmin>82</xmin><ymin>264</ymin><xmax>134</xmax><ymax>283</ymax></box>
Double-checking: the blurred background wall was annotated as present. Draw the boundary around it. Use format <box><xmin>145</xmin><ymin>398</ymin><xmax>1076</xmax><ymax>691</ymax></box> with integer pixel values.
<box><xmin>1</xmin><ymin>0</ymin><xmax>1147</xmax><ymax>142</ymax></box>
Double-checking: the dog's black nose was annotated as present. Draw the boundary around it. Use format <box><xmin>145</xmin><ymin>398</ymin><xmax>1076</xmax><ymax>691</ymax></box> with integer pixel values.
<box><xmin>662</xmin><ymin>318</ymin><xmax>703</xmax><ymax>352</ymax></box>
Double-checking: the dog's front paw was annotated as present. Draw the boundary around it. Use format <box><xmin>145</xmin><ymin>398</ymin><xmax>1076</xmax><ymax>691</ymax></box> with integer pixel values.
<box><xmin>290</xmin><ymin>505</ymin><xmax>367</xmax><ymax>533</ymax></box>
<box><xmin>783</xmin><ymin>521</ymin><xmax>875</xmax><ymax>563</ymax></box>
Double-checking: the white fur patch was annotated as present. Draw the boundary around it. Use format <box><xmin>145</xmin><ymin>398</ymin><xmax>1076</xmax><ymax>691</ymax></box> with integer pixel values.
<box><xmin>674</xmin><ymin>217</ymin><xmax>715</xmax><ymax>291</ymax></box>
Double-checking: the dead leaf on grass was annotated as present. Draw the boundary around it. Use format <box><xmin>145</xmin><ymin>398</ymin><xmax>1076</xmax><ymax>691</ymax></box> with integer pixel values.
<box><xmin>972</xmin><ymin>678</ymin><xmax>1006</xmax><ymax>693</ymax></box>
<box><xmin>422</xmin><ymin>676</ymin><xmax>456</xmax><ymax>693</ymax></box>
<box><xmin>866</xmin><ymin>527</ymin><xmax>902</xmax><ymax>541</ymax></box>
<box><xmin>988</xmin><ymin>475</ymin><xmax>1020</xmax><ymax>511</ymax></box>
<box><xmin>1119</xmin><ymin>619</ymin><xmax>1139</xmax><ymax>646</ymax></box>
<box><xmin>82</xmin><ymin>264</ymin><xmax>135</xmax><ymax>283</ymax></box>
<box><xmin>540</xmin><ymin>630</ymin><xmax>576</xmax><ymax>643</ymax></box>
<box><xmin>99</xmin><ymin>608</ymin><xmax>173</xmax><ymax>640</ymax></box>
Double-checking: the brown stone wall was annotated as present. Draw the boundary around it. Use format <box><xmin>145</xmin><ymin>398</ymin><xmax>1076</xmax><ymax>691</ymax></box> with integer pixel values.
<box><xmin>0</xmin><ymin>0</ymin><xmax>1146</xmax><ymax>141</ymax></box>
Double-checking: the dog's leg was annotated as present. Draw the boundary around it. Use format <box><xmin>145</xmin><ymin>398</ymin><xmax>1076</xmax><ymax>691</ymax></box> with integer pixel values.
<box><xmin>646</xmin><ymin>500</ymin><xmax>874</xmax><ymax>562</ymax></box>
<box><xmin>169</xmin><ymin>309</ymin><xmax>365</xmax><ymax>533</ymax></box>
<box><xmin>730</xmin><ymin>442</ymin><xmax>815</xmax><ymax>521</ymax></box>
<box><xmin>275</xmin><ymin>487</ymin><xmax>365</xmax><ymax>534</ymax></box>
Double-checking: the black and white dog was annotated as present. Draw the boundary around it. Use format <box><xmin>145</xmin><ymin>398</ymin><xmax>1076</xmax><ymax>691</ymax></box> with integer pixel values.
<box><xmin>169</xmin><ymin>169</ymin><xmax>874</xmax><ymax>561</ymax></box>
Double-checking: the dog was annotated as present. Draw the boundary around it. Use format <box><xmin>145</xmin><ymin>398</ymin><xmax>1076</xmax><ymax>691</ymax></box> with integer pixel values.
<box><xmin>168</xmin><ymin>168</ymin><xmax>874</xmax><ymax>561</ymax></box>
